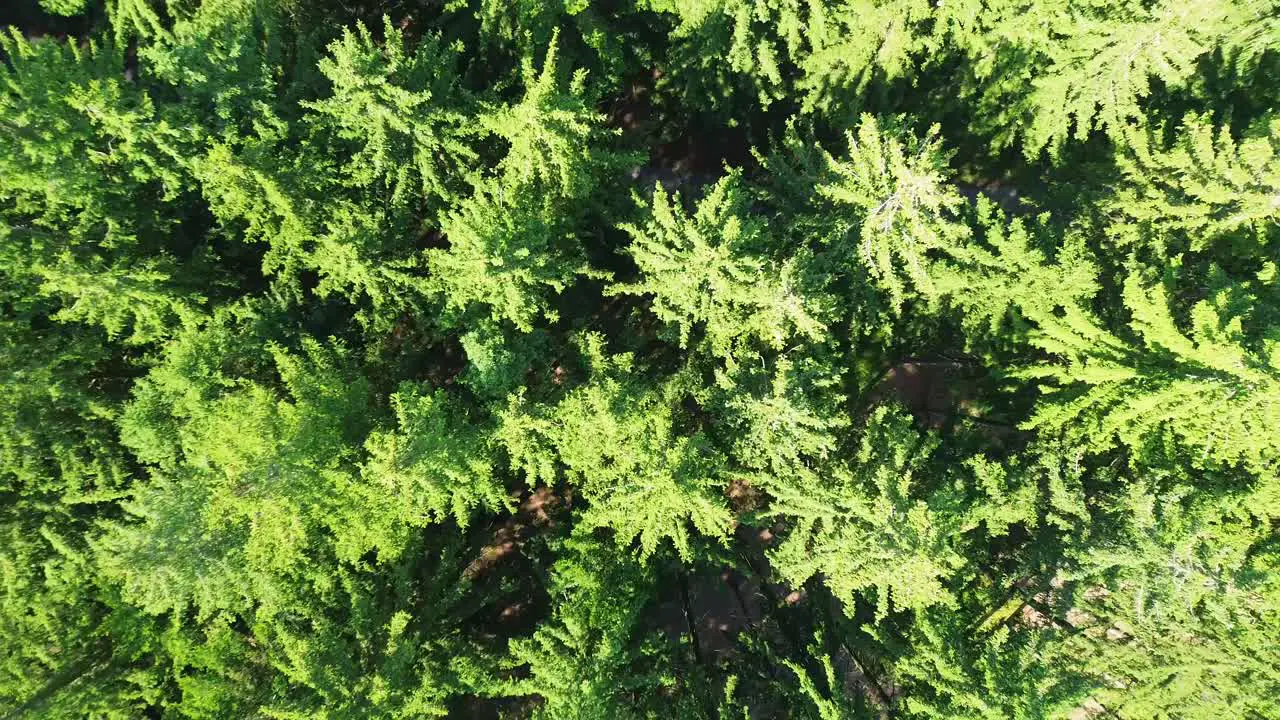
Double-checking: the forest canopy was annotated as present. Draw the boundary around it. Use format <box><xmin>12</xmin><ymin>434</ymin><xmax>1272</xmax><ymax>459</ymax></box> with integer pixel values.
<box><xmin>1</xmin><ymin>0</ymin><xmax>1279</xmax><ymax>717</ymax></box>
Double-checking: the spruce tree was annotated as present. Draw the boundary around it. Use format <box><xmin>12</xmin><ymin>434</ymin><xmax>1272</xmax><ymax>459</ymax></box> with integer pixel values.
<box><xmin>611</xmin><ymin>174</ymin><xmax>827</xmax><ymax>364</ymax></box>
<box><xmin>305</xmin><ymin>16</ymin><xmax>478</xmax><ymax>211</ymax></box>
<box><xmin>3</xmin><ymin>1</ymin><xmax>1280</xmax><ymax>716</ymax></box>
<box><xmin>1108</xmin><ymin>113</ymin><xmax>1280</xmax><ymax>255</ymax></box>
<box><xmin>501</xmin><ymin>537</ymin><xmax>676</xmax><ymax>719</ymax></box>
<box><xmin>1019</xmin><ymin>274</ymin><xmax>1280</xmax><ymax>472</ymax></box>
<box><xmin>97</xmin><ymin>337</ymin><xmax>372</xmax><ymax>616</ymax></box>
<box><xmin>497</xmin><ymin>335</ymin><xmax>734</xmax><ymax>559</ymax></box>
<box><xmin>355</xmin><ymin>383</ymin><xmax>510</xmax><ymax>558</ymax></box>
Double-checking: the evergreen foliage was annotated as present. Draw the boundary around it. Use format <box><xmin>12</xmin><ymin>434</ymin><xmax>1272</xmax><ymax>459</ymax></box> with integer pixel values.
<box><xmin>1020</xmin><ymin>274</ymin><xmax>1280</xmax><ymax>472</ymax></box>
<box><xmin>501</xmin><ymin>537</ymin><xmax>677</xmax><ymax>719</ymax></box>
<box><xmin>813</xmin><ymin>115</ymin><xmax>969</xmax><ymax>306</ymax></box>
<box><xmin>305</xmin><ymin>17</ymin><xmax>476</xmax><ymax>211</ymax></box>
<box><xmin>1108</xmin><ymin>112</ymin><xmax>1280</xmax><ymax>254</ymax></box>
<box><xmin>612</xmin><ymin>174</ymin><xmax>826</xmax><ymax>363</ymax></box>
<box><xmin>498</xmin><ymin>337</ymin><xmax>734</xmax><ymax>559</ymax></box>
<box><xmin>3</xmin><ymin>0</ymin><xmax>1279</xmax><ymax>717</ymax></box>
<box><xmin>359</xmin><ymin>383</ymin><xmax>509</xmax><ymax>540</ymax></box>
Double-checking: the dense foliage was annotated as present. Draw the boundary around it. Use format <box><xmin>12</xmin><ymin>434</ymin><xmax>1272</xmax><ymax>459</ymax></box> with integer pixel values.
<box><xmin>2</xmin><ymin>0</ymin><xmax>1279</xmax><ymax>717</ymax></box>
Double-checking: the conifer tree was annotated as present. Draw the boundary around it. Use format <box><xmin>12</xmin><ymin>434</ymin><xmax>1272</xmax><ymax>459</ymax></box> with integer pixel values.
<box><xmin>97</xmin><ymin>337</ymin><xmax>372</xmax><ymax>616</ymax></box>
<box><xmin>0</xmin><ymin>29</ymin><xmax>189</xmax><ymax>246</ymax></box>
<box><xmin>611</xmin><ymin>174</ymin><xmax>826</xmax><ymax>364</ymax></box>
<box><xmin>457</xmin><ymin>320</ymin><xmax>553</xmax><ymax>400</ymax></box>
<box><xmin>643</xmin><ymin>0</ymin><xmax>941</xmax><ymax>112</ymax></box>
<box><xmin>36</xmin><ymin>254</ymin><xmax>202</xmax><ymax>345</ymax></box>
<box><xmin>305</xmin><ymin>17</ymin><xmax>478</xmax><ymax>211</ymax></box>
<box><xmin>428</xmin><ymin>183</ymin><xmax>592</xmax><ymax>332</ymax></box>
<box><xmin>794</xmin><ymin>0</ymin><xmax>940</xmax><ymax>114</ymax></box>
<box><xmin>641</xmin><ymin>0</ymin><xmax>816</xmax><ymax>106</ymax></box>
<box><xmin>0</xmin><ymin>318</ymin><xmax>131</xmax><ymax>497</ymax></box>
<box><xmin>1108</xmin><ymin>113</ymin><xmax>1280</xmax><ymax>255</ymax></box>
<box><xmin>1056</xmin><ymin>463</ymin><xmax>1280</xmax><ymax>718</ymax></box>
<box><xmin>497</xmin><ymin>335</ymin><xmax>734</xmax><ymax>559</ymax></box>
<box><xmin>765</xmin><ymin>405</ymin><xmax>1037</xmax><ymax>620</ymax></box>
<box><xmin>763</xmin><ymin>405</ymin><xmax>955</xmax><ymax>618</ymax></box>
<box><xmin>719</xmin><ymin>355</ymin><xmax>848</xmax><ymax>478</ymax></box>
<box><xmin>251</xmin><ymin>535</ymin><xmax>498</xmax><ymax>719</ymax></box>
<box><xmin>932</xmin><ymin>199</ymin><xmax>1101</xmax><ymax>349</ymax></box>
<box><xmin>1019</xmin><ymin>274</ymin><xmax>1280</xmax><ymax>472</ymax></box>
<box><xmin>39</xmin><ymin>0</ymin><xmax>89</xmax><ymax>16</ymax></box>
<box><xmin>354</xmin><ymin>384</ymin><xmax>510</xmax><ymax>560</ymax></box>
<box><xmin>480</xmin><ymin>33</ymin><xmax>635</xmax><ymax>201</ymax></box>
<box><xmin>806</xmin><ymin>115</ymin><xmax>969</xmax><ymax>308</ymax></box>
<box><xmin>4</xmin><ymin>1</ymin><xmax>1280</xmax><ymax>716</ymax></box>
<box><xmin>137</xmin><ymin>0</ymin><xmax>287</xmax><ymax>137</ymax></box>
<box><xmin>115</xmin><ymin>301</ymin><xmax>277</xmax><ymax>469</ymax></box>
<box><xmin>960</xmin><ymin>0</ymin><xmax>1280</xmax><ymax>157</ymax></box>
<box><xmin>105</xmin><ymin>0</ymin><xmax>167</xmax><ymax>42</ymax></box>
<box><xmin>501</xmin><ymin>536</ymin><xmax>676</xmax><ymax>719</ymax></box>
<box><xmin>0</xmin><ymin>512</ymin><xmax>131</xmax><ymax>718</ymax></box>
<box><xmin>883</xmin><ymin>607</ymin><xmax>1089</xmax><ymax>719</ymax></box>
<box><xmin>425</xmin><ymin>32</ymin><xmax>633</xmax><ymax>331</ymax></box>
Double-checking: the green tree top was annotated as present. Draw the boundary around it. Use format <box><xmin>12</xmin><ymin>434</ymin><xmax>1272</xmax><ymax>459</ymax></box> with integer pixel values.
<box><xmin>611</xmin><ymin>174</ymin><xmax>827</xmax><ymax>364</ymax></box>
<box><xmin>350</xmin><ymin>384</ymin><xmax>510</xmax><ymax>562</ymax></box>
<box><xmin>480</xmin><ymin>31</ymin><xmax>634</xmax><ymax>200</ymax></box>
<box><xmin>428</xmin><ymin>183</ymin><xmax>593</xmax><ymax>332</ymax></box>
<box><xmin>814</xmin><ymin>115</ymin><xmax>969</xmax><ymax>308</ymax></box>
<box><xmin>1020</xmin><ymin>273</ymin><xmax>1280</xmax><ymax>472</ymax></box>
<box><xmin>1108</xmin><ymin>113</ymin><xmax>1280</xmax><ymax>255</ymax></box>
<box><xmin>97</xmin><ymin>338</ymin><xmax>372</xmax><ymax>617</ymax></box>
<box><xmin>305</xmin><ymin>17</ymin><xmax>478</xmax><ymax>211</ymax></box>
<box><xmin>497</xmin><ymin>336</ymin><xmax>734</xmax><ymax>559</ymax></box>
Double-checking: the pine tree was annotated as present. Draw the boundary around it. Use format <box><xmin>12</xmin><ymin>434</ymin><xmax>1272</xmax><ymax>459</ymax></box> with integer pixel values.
<box><xmin>812</xmin><ymin>115</ymin><xmax>969</xmax><ymax>308</ymax></box>
<box><xmin>428</xmin><ymin>183</ymin><xmax>592</xmax><ymax>332</ymax></box>
<box><xmin>354</xmin><ymin>383</ymin><xmax>511</xmax><ymax>560</ymax></box>
<box><xmin>141</xmin><ymin>611</ymin><xmax>275</xmax><ymax>719</ymax></box>
<box><xmin>501</xmin><ymin>536</ymin><xmax>675</xmax><ymax>719</ymax></box>
<box><xmin>105</xmin><ymin>0</ymin><xmax>168</xmax><ymax>42</ymax></box>
<box><xmin>305</xmin><ymin>202</ymin><xmax>436</xmax><ymax>327</ymax></box>
<box><xmin>1055</xmin><ymin>462</ymin><xmax>1280</xmax><ymax>718</ymax></box>
<box><xmin>422</xmin><ymin>28</ymin><xmax>640</xmax><ymax>336</ymax></box>
<box><xmin>762</xmin><ymin>402</ymin><xmax>1041</xmax><ymax>623</ymax></box>
<box><xmin>97</xmin><ymin>337</ymin><xmax>373</xmax><ymax>617</ymax></box>
<box><xmin>115</xmin><ymin>301</ymin><xmax>277</xmax><ymax>469</ymax></box>
<box><xmin>641</xmin><ymin>0</ymin><xmax>816</xmax><ymax>106</ymax></box>
<box><xmin>779</xmin><ymin>651</ymin><xmax>864</xmax><ymax>720</ymax></box>
<box><xmin>465</xmin><ymin>0</ymin><xmax>638</xmax><ymax>91</ymax></box>
<box><xmin>40</xmin><ymin>0</ymin><xmax>90</xmax><ymax>15</ymax></box>
<box><xmin>457</xmin><ymin>320</ymin><xmax>554</xmax><ymax>400</ymax></box>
